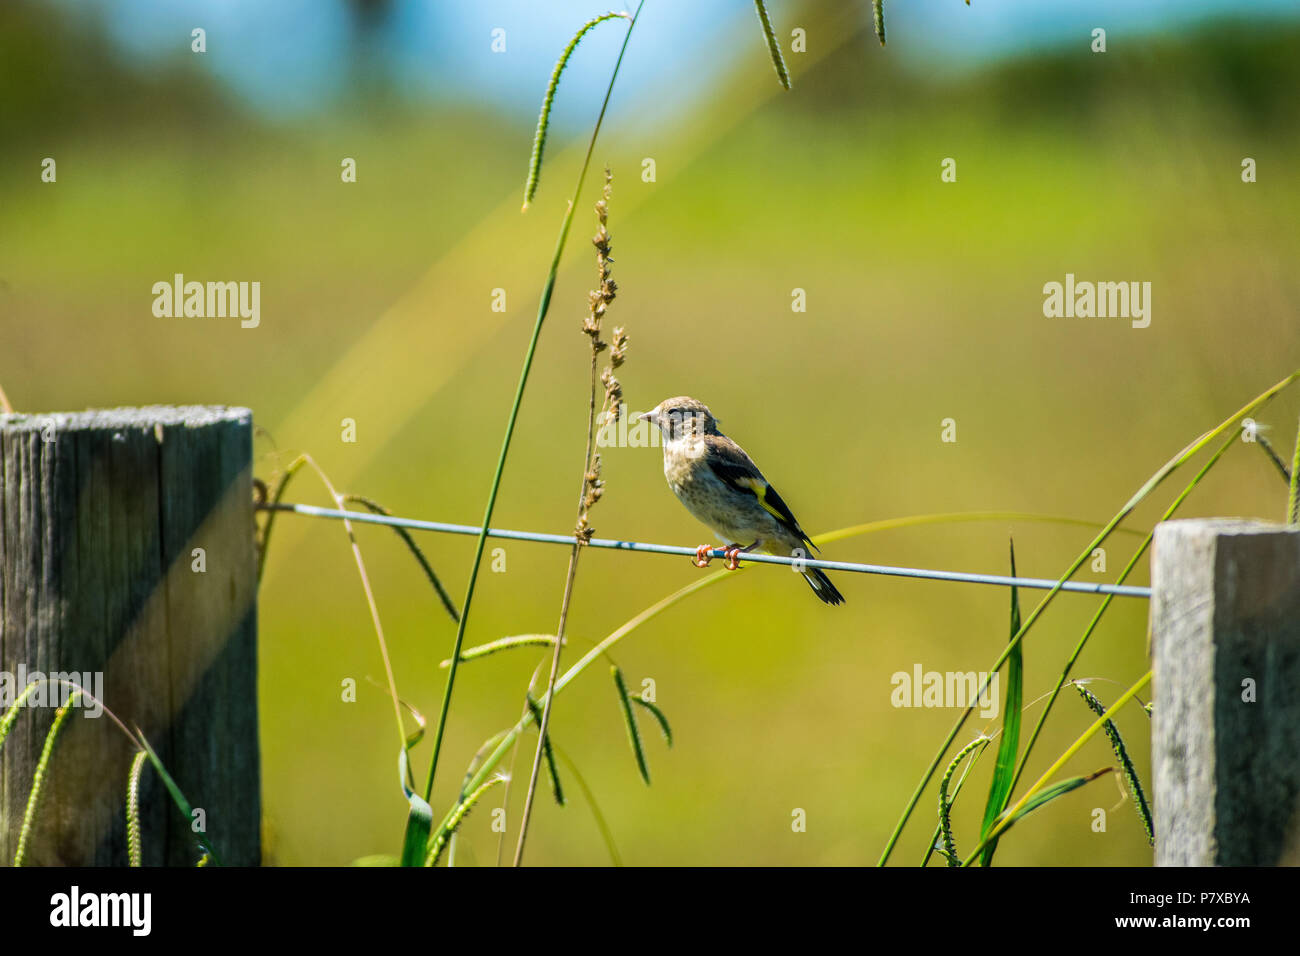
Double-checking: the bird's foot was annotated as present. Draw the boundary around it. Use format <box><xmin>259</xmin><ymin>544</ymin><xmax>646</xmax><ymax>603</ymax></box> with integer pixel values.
<box><xmin>695</xmin><ymin>543</ymin><xmax>753</xmax><ymax>569</ymax></box>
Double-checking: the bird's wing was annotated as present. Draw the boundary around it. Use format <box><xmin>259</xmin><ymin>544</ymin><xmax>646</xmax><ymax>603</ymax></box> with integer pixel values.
<box><xmin>704</xmin><ymin>435</ymin><xmax>818</xmax><ymax>552</ymax></box>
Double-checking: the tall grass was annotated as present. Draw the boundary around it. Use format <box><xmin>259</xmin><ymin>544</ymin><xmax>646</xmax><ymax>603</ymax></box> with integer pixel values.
<box><xmin>424</xmin><ymin>0</ymin><xmax>819</xmax><ymax>864</ymax></box>
<box><xmin>0</xmin><ymin>679</ymin><xmax>217</xmax><ymax>865</ymax></box>
<box><xmin>513</xmin><ymin>169</ymin><xmax>627</xmax><ymax>863</ymax></box>
<box><xmin>421</xmin><ymin>2</ymin><xmax>645</xmax><ymax>815</ymax></box>
<box><xmin>1075</xmin><ymin>682</ymin><xmax>1153</xmax><ymax>845</ymax></box>
<box><xmin>878</xmin><ymin>370</ymin><xmax>1300</xmax><ymax>866</ymax></box>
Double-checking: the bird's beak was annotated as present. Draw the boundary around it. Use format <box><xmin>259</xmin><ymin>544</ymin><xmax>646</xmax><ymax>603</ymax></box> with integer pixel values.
<box><xmin>637</xmin><ymin>410</ymin><xmax>655</xmax><ymax>424</ymax></box>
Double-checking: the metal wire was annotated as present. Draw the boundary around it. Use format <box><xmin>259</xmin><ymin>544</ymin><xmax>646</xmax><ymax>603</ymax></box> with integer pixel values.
<box><xmin>261</xmin><ymin>502</ymin><xmax>1152</xmax><ymax>599</ymax></box>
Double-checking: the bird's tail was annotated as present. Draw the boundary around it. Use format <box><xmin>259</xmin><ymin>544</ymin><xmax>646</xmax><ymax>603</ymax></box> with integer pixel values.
<box><xmin>801</xmin><ymin>566</ymin><xmax>845</xmax><ymax>606</ymax></box>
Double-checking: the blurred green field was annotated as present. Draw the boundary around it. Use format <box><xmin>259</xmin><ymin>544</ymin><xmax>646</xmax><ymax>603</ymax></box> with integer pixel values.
<box><xmin>3</xmin><ymin>5</ymin><xmax>1299</xmax><ymax>865</ymax></box>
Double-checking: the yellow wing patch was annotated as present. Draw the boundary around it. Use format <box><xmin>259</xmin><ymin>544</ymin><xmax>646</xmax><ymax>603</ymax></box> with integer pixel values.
<box><xmin>738</xmin><ymin>477</ymin><xmax>787</xmax><ymax>523</ymax></box>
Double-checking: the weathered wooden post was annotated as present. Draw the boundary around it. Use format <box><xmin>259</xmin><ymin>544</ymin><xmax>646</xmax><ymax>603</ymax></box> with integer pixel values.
<box><xmin>0</xmin><ymin>407</ymin><xmax>260</xmax><ymax>865</ymax></box>
<box><xmin>1150</xmin><ymin>518</ymin><xmax>1300</xmax><ymax>866</ymax></box>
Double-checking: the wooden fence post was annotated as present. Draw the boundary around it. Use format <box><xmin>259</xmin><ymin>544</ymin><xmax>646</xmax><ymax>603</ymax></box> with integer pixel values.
<box><xmin>0</xmin><ymin>406</ymin><xmax>260</xmax><ymax>866</ymax></box>
<box><xmin>1150</xmin><ymin>518</ymin><xmax>1300</xmax><ymax>866</ymax></box>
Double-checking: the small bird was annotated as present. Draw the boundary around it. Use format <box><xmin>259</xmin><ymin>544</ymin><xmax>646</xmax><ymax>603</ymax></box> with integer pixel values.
<box><xmin>639</xmin><ymin>396</ymin><xmax>845</xmax><ymax>606</ymax></box>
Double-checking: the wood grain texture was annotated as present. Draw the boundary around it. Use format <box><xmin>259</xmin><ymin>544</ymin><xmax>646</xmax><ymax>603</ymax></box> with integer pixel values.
<box><xmin>1151</xmin><ymin>518</ymin><xmax>1300</xmax><ymax>866</ymax></box>
<box><xmin>0</xmin><ymin>407</ymin><xmax>259</xmax><ymax>866</ymax></box>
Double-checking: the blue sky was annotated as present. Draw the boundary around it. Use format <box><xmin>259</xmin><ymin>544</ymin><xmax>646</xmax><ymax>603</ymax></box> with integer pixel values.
<box><xmin>81</xmin><ymin>0</ymin><xmax>1300</xmax><ymax>122</ymax></box>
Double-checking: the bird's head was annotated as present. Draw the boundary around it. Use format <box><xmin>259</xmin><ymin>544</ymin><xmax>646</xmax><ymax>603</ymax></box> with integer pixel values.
<box><xmin>638</xmin><ymin>396</ymin><xmax>719</xmax><ymax>442</ymax></box>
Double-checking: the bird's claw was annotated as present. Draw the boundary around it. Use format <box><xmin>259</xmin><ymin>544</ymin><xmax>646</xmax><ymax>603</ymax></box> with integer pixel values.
<box><xmin>694</xmin><ymin>544</ymin><xmax>743</xmax><ymax>570</ymax></box>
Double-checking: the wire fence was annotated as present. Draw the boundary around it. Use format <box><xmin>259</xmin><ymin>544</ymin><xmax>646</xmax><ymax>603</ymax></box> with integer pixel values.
<box><xmin>260</xmin><ymin>502</ymin><xmax>1152</xmax><ymax>599</ymax></box>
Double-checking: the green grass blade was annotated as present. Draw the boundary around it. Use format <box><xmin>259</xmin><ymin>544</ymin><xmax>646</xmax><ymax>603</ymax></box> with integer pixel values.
<box><xmin>1255</xmin><ymin>432</ymin><xmax>1292</xmax><ymax>484</ymax></box>
<box><xmin>425</xmin><ymin>775</ymin><xmax>507</xmax><ymax>867</ymax></box>
<box><xmin>872</xmin><ymin>0</ymin><xmax>886</xmax><ymax>46</ymax></box>
<box><xmin>752</xmin><ymin>1</ymin><xmax>792</xmax><ymax>89</ymax></box>
<box><xmin>14</xmin><ymin>689</ymin><xmax>81</xmax><ymax>866</ymax></box>
<box><xmin>612</xmin><ymin>666</ymin><xmax>650</xmax><ymax>784</ymax></box>
<box><xmin>922</xmin><ymin>734</ymin><xmax>989</xmax><ymax>866</ymax></box>
<box><xmin>400</xmin><ymin>795</ymin><xmax>433</xmax><ymax>867</ymax></box>
<box><xmin>977</xmin><ymin>540</ymin><xmax>1023</xmax><ymax>866</ymax></box>
<box><xmin>126</xmin><ymin>750</ymin><xmax>148</xmax><ymax>867</ymax></box>
<box><xmin>818</xmin><ymin>511</ymin><xmax>1147</xmax><ymax>546</ymax></box>
<box><xmin>344</xmin><ymin>495</ymin><xmax>460</xmax><ymax>622</ymax></box>
<box><xmin>554</xmin><ymin>744</ymin><xmax>623</xmax><ymax>866</ymax></box>
<box><xmin>399</xmin><ymin>749</ymin><xmax>434</xmax><ymax>867</ymax></box>
<box><xmin>256</xmin><ymin>453</ymin><xmax>306</xmax><ymax>586</ymax></box>
<box><xmin>524</xmin><ymin>694</ymin><xmax>566</xmax><ymax>805</ymax></box>
<box><xmin>522</xmin><ymin>11</ymin><xmax>632</xmax><ymax>210</ymax></box>
<box><xmin>399</xmin><ymin>695</ymin><xmax>426</xmax><ymax>751</ymax></box>
<box><xmin>137</xmin><ymin>731</ymin><xmax>222</xmax><ymax>866</ymax></box>
<box><xmin>995</xmin><ymin>770</ymin><xmax>1110</xmax><ymax>835</ymax></box>
<box><xmin>935</xmin><ymin>735</ymin><xmax>989</xmax><ymax>867</ymax></box>
<box><xmin>446</xmin><ymin>728</ymin><xmax>509</xmax><ymax>866</ymax></box>
<box><xmin>1075</xmin><ymin>683</ymin><xmax>1153</xmax><ymax>846</ymax></box>
<box><xmin>0</xmin><ymin>681</ymin><xmax>39</xmax><ymax>754</ymax></box>
<box><xmin>631</xmin><ymin>696</ymin><xmax>672</xmax><ymax>747</ymax></box>
<box><xmin>439</xmin><ymin>634</ymin><xmax>560</xmax><ymax>668</ymax></box>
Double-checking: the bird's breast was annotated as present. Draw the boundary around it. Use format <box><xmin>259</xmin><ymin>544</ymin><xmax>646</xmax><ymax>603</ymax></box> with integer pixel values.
<box><xmin>662</xmin><ymin>442</ymin><xmax>699</xmax><ymax>490</ymax></box>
